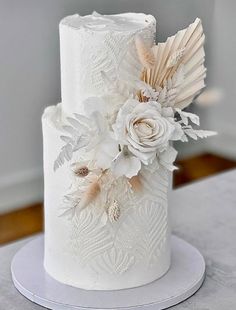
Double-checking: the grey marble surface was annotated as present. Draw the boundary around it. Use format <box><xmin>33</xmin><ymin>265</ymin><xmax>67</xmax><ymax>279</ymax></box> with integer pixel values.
<box><xmin>1</xmin><ymin>169</ymin><xmax>236</xmax><ymax>310</ymax></box>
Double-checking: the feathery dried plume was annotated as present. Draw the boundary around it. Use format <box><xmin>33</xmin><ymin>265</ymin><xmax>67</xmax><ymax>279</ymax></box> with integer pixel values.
<box><xmin>107</xmin><ymin>200</ymin><xmax>120</xmax><ymax>223</ymax></box>
<box><xmin>129</xmin><ymin>175</ymin><xmax>142</xmax><ymax>192</ymax></box>
<box><xmin>135</xmin><ymin>35</ymin><xmax>155</xmax><ymax>69</ymax></box>
<box><xmin>79</xmin><ymin>179</ymin><xmax>101</xmax><ymax>209</ymax></box>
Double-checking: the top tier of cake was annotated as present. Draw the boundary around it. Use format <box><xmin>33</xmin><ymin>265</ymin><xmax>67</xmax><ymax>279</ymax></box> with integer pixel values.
<box><xmin>59</xmin><ymin>12</ymin><xmax>156</xmax><ymax>115</ymax></box>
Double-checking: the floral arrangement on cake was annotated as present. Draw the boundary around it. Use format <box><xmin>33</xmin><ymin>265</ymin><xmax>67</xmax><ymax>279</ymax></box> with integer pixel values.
<box><xmin>54</xmin><ymin>18</ymin><xmax>216</xmax><ymax>222</ymax></box>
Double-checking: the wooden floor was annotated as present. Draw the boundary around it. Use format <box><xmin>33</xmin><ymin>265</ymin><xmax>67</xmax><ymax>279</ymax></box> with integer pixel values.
<box><xmin>0</xmin><ymin>203</ymin><xmax>43</xmax><ymax>245</ymax></box>
<box><xmin>174</xmin><ymin>153</ymin><xmax>236</xmax><ymax>187</ymax></box>
<box><xmin>1</xmin><ymin>153</ymin><xmax>236</xmax><ymax>245</ymax></box>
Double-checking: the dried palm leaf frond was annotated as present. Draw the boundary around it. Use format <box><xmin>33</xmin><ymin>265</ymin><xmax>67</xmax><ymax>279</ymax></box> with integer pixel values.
<box><xmin>166</xmin><ymin>48</ymin><xmax>185</xmax><ymax>68</ymax></box>
<box><xmin>141</xmin><ymin>18</ymin><xmax>206</xmax><ymax>109</ymax></box>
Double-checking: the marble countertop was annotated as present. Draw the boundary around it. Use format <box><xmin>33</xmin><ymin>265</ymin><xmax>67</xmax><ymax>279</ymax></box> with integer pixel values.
<box><xmin>1</xmin><ymin>169</ymin><xmax>236</xmax><ymax>309</ymax></box>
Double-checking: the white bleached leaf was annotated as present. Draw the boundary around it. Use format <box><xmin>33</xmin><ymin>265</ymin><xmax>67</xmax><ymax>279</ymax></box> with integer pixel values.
<box><xmin>64</xmin><ymin>144</ymin><xmax>73</xmax><ymax>160</ymax></box>
<box><xmin>137</xmin><ymin>80</ymin><xmax>159</xmax><ymax>101</ymax></box>
<box><xmin>181</xmin><ymin>133</ymin><xmax>189</xmax><ymax>142</ymax></box>
<box><xmin>62</xmin><ymin>125</ymin><xmax>77</xmax><ymax>135</ymax></box>
<box><xmin>193</xmin><ymin>130</ymin><xmax>217</xmax><ymax>139</ymax></box>
<box><xmin>54</xmin><ymin>97</ymin><xmax>116</xmax><ymax>171</ymax></box>
<box><xmin>184</xmin><ymin>128</ymin><xmax>198</xmax><ymax>140</ymax></box>
<box><xmin>66</xmin><ymin>117</ymin><xmax>88</xmax><ymax>132</ymax></box>
<box><xmin>73</xmin><ymin>113</ymin><xmax>91</xmax><ymax>125</ymax></box>
<box><xmin>184</xmin><ymin>127</ymin><xmax>217</xmax><ymax>140</ymax></box>
<box><xmin>179</xmin><ymin>112</ymin><xmax>188</xmax><ymax>125</ymax></box>
<box><xmin>175</xmin><ymin>108</ymin><xmax>200</xmax><ymax>126</ymax></box>
<box><xmin>73</xmin><ymin>136</ymin><xmax>89</xmax><ymax>152</ymax></box>
<box><xmin>54</xmin><ymin>143</ymin><xmax>73</xmax><ymax>171</ymax></box>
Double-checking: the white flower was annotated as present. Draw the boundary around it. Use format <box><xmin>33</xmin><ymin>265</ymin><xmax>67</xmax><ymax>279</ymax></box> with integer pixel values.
<box><xmin>95</xmin><ymin>132</ymin><xmax>119</xmax><ymax>170</ymax></box>
<box><xmin>113</xmin><ymin>99</ymin><xmax>183</xmax><ymax>165</ymax></box>
<box><xmin>83</xmin><ymin>97</ymin><xmax>119</xmax><ymax>169</ymax></box>
<box><xmin>111</xmin><ymin>146</ymin><xmax>141</xmax><ymax>178</ymax></box>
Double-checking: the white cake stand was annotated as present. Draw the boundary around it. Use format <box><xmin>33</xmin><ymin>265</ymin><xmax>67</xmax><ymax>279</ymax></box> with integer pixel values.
<box><xmin>11</xmin><ymin>235</ymin><xmax>205</xmax><ymax>310</ymax></box>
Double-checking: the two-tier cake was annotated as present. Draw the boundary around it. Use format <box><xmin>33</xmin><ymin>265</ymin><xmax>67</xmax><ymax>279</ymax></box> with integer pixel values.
<box><xmin>42</xmin><ymin>12</ymin><xmax>214</xmax><ymax>290</ymax></box>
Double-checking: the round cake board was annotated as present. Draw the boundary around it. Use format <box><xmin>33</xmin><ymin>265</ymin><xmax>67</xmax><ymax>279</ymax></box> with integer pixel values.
<box><xmin>11</xmin><ymin>235</ymin><xmax>205</xmax><ymax>310</ymax></box>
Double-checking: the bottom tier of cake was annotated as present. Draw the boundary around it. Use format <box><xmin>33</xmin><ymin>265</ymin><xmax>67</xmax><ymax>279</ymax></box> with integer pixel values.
<box><xmin>42</xmin><ymin>104</ymin><xmax>171</xmax><ymax>290</ymax></box>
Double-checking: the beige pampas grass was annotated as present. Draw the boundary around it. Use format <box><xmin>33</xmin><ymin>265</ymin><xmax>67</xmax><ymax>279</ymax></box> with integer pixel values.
<box><xmin>135</xmin><ymin>35</ymin><xmax>155</xmax><ymax>69</ymax></box>
<box><xmin>129</xmin><ymin>175</ymin><xmax>142</xmax><ymax>192</ymax></box>
<box><xmin>80</xmin><ymin>179</ymin><xmax>101</xmax><ymax>209</ymax></box>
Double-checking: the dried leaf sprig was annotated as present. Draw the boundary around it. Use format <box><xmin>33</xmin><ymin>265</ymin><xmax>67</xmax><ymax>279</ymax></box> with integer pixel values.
<box><xmin>107</xmin><ymin>200</ymin><xmax>120</xmax><ymax>223</ymax></box>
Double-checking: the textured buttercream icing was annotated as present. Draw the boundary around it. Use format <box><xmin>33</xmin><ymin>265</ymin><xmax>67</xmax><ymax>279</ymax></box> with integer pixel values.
<box><xmin>61</xmin><ymin>12</ymin><xmax>156</xmax><ymax>32</ymax></box>
<box><xmin>42</xmin><ymin>103</ymin><xmax>171</xmax><ymax>290</ymax></box>
<box><xmin>60</xmin><ymin>12</ymin><xmax>156</xmax><ymax>116</ymax></box>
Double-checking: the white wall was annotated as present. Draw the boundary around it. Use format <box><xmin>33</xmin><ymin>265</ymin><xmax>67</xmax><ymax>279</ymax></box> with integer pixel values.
<box><xmin>206</xmin><ymin>0</ymin><xmax>236</xmax><ymax>159</ymax></box>
<box><xmin>0</xmin><ymin>0</ymin><xmax>215</xmax><ymax>213</ymax></box>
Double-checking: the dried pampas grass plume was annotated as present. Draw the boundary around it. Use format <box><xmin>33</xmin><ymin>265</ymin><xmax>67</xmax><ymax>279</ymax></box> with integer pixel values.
<box><xmin>80</xmin><ymin>179</ymin><xmax>101</xmax><ymax>209</ymax></box>
<box><xmin>129</xmin><ymin>175</ymin><xmax>142</xmax><ymax>192</ymax></box>
<box><xmin>135</xmin><ymin>35</ymin><xmax>155</xmax><ymax>69</ymax></box>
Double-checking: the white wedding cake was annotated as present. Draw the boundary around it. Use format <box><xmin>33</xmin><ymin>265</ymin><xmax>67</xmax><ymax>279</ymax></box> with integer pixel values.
<box><xmin>42</xmin><ymin>12</ymin><xmax>214</xmax><ymax>290</ymax></box>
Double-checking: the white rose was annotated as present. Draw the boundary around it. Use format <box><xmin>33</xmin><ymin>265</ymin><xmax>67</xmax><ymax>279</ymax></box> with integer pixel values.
<box><xmin>113</xmin><ymin>99</ymin><xmax>182</xmax><ymax>165</ymax></box>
